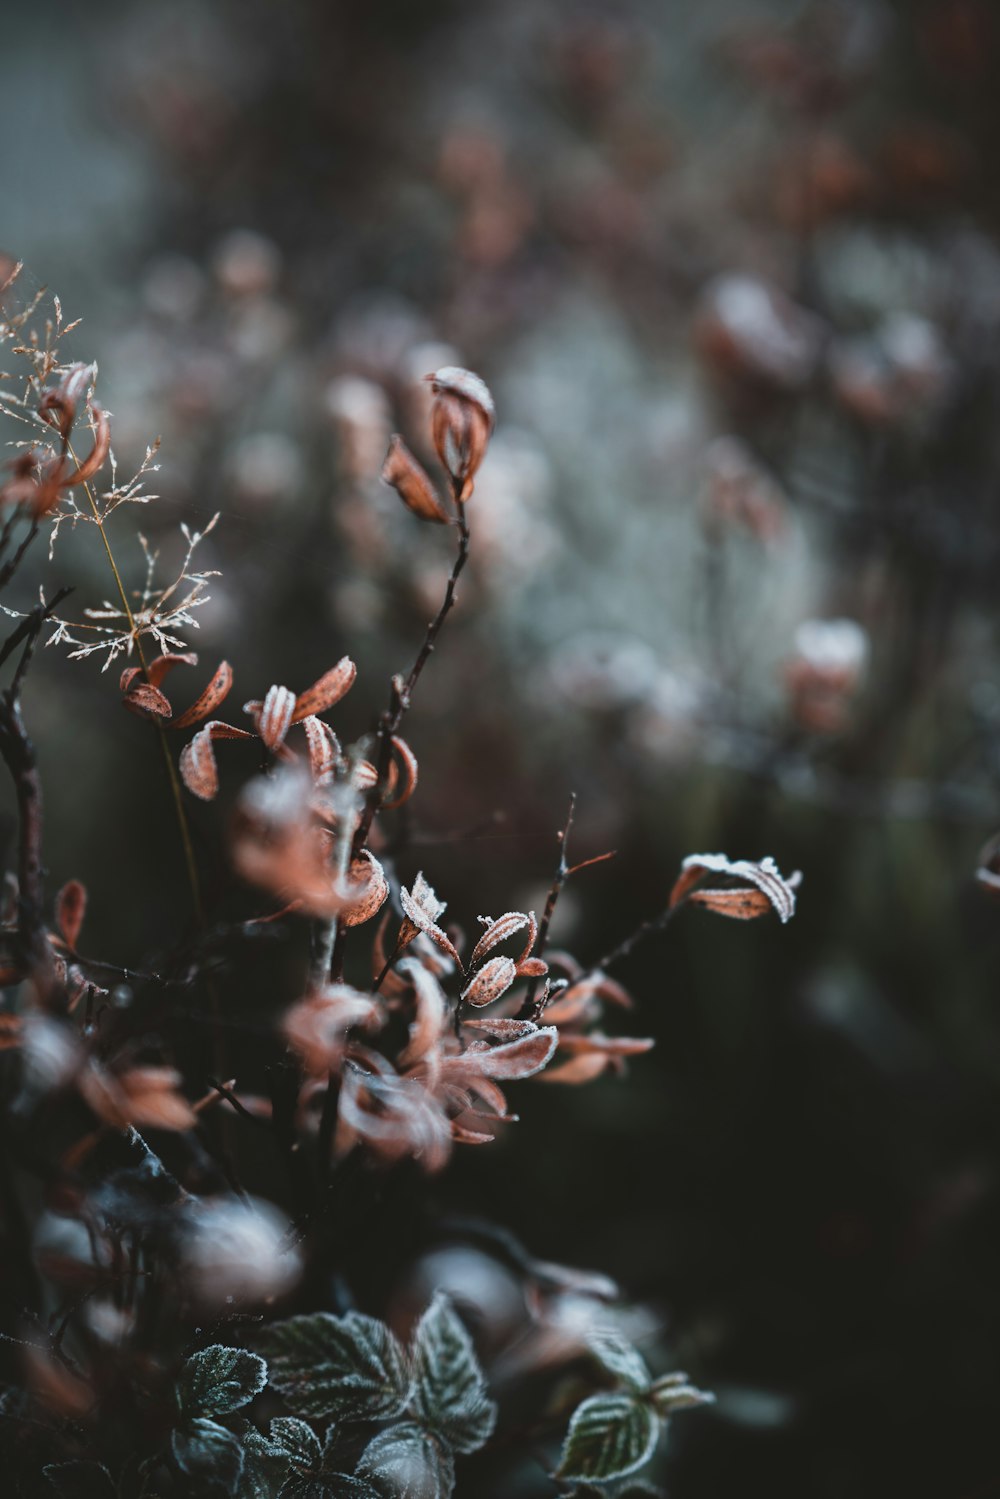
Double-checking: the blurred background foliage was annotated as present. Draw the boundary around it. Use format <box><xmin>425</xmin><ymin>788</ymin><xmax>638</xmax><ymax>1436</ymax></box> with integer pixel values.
<box><xmin>5</xmin><ymin>0</ymin><xmax>1000</xmax><ymax>1494</ymax></box>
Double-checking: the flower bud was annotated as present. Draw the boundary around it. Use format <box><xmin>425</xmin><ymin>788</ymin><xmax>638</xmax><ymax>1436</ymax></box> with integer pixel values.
<box><xmin>425</xmin><ymin>366</ymin><xmax>495</xmax><ymax>502</ymax></box>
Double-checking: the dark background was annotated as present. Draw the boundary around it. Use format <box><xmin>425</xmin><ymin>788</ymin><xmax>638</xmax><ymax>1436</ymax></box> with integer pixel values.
<box><xmin>5</xmin><ymin>1</ymin><xmax>1000</xmax><ymax>1495</ymax></box>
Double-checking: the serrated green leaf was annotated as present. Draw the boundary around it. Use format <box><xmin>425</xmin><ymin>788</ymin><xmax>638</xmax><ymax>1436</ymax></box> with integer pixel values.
<box><xmin>172</xmin><ymin>1416</ymin><xmax>245</xmax><ymax>1493</ymax></box>
<box><xmin>256</xmin><ymin>1312</ymin><xmax>411</xmax><ymax>1422</ymax></box>
<box><xmin>241</xmin><ymin>1416</ymin><xmax>321</xmax><ymax>1498</ymax></box>
<box><xmin>556</xmin><ymin>1392</ymin><xmax>660</xmax><ymax>1483</ymax></box>
<box><xmin>649</xmin><ymin>1373</ymin><xmax>714</xmax><ymax>1417</ymax></box>
<box><xmin>586</xmin><ymin>1332</ymin><xmax>652</xmax><ymax>1393</ymax></box>
<box><xmin>359</xmin><ymin>1423</ymin><xmax>455</xmax><ymax>1499</ymax></box>
<box><xmin>410</xmin><ymin>1293</ymin><xmax>496</xmax><ymax>1455</ymax></box>
<box><xmin>178</xmin><ymin>1344</ymin><xmax>268</xmax><ymax>1418</ymax></box>
<box><xmin>43</xmin><ymin>1461</ymin><xmax>117</xmax><ymax>1499</ymax></box>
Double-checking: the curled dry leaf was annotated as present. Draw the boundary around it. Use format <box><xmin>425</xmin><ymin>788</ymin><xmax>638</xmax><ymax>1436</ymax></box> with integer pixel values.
<box><xmin>302</xmin><ymin>716</ymin><xmax>341</xmax><ymax>785</ymax></box>
<box><xmin>425</xmin><ymin>367</ymin><xmax>495</xmax><ymax>502</ymax></box>
<box><xmin>80</xmin><ymin>1063</ymin><xmax>196</xmax><ymax>1131</ymax></box>
<box><xmin>253</xmin><ymin>684</ymin><xmax>297</xmax><ymax>752</ymax></box>
<box><xmin>381</xmin><ymin>434</ymin><xmax>452</xmax><ymax>524</ymax></box>
<box><xmin>170</xmin><ymin>660</ymin><xmax>234</xmax><ymax>730</ymax></box>
<box><xmin>55</xmin><ymin>879</ymin><xmax>87</xmax><ymax>950</ymax></box>
<box><xmin>382</xmin><ymin>735</ymin><xmax>419</xmax><ymax>811</ymax></box>
<box><xmin>180</xmin><ymin>721</ymin><xmax>254</xmax><ymax>800</ymax></box>
<box><xmin>337</xmin><ymin>1055</ymin><xmax>452</xmax><ymax>1172</ymax></box>
<box><xmin>470</xmin><ymin>910</ymin><xmax>538</xmax><ymax>970</ymax></box>
<box><xmin>145</xmin><ymin>652</ymin><xmax>199</xmax><ymax>689</ymax></box>
<box><xmin>670</xmin><ymin>853</ymin><xmax>800</xmax><ymax>924</ymax></box>
<box><xmin>292</xmin><ymin>657</ymin><xmax>357</xmax><ymax>722</ymax></box>
<box><xmin>121</xmin><ymin>680</ymin><xmax>173</xmax><ymax>720</ymax></box>
<box><xmin>398</xmin><ymin>958</ymin><xmax>451</xmax><ymax>1069</ymax></box>
<box><xmin>63</xmin><ymin>402</ymin><xmax>111</xmax><ymax>486</ymax></box>
<box><xmin>284</xmin><ymin>986</ymin><xmax>384</xmax><ymax>1076</ymax></box>
<box><xmin>399</xmin><ymin>874</ymin><xmax>462</xmax><ymax>967</ymax></box>
<box><xmin>462</xmin><ymin>1017</ymin><xmax>541</xmax><ymax>1042</ymax></box>
<box><xmin>444</xmin><ymin>1026</ymin><xmax>558</xmax><ymax>1081</ymax></box>
<box><xmin>338</xmin><ymin>850</ymin><xmax>390</xmax><ymax>928</ymax></box>
<box><xmin>538</xmin><ymin>1052</ymin><xmax>616</xmax><ymax>1086</ymax></box>
<box><xmin>461</xmin><ymin>955</ymin><xmax>517</xmax><ymax>1008</ymax></box>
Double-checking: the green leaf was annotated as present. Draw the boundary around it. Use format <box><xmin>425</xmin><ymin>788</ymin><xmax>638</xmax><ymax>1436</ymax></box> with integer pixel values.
<box><xmin>556</xmin><ymin>1392</ymin><xmax>660</xmax><ymax>1484</ymax></box>
<box><xmin>256</xmin><ymin>1313</ymin><xmax>411</xmax><ymax>1422</ymax></box>
<box><xmin>178</xmin><ymin>1344</ymin><xmax>268</xmax><ymax>1417</ymax></box>
<box><xmin>171</xmin><ymin>1416</ymin><xmax>245</xmax><ymax>1493</ymax></box>
<box><xmin>649</xmin><ymin>1373</ymin><xmax>714</xmax><ymax>1417</ymax></box>
<box><xmin>43</xmin><ymin>1462</ymin><xmax>117</xmax><ymax>1499</ymax></box>
<box><xmin>586</xmin><ymin>1332</ymin><xmax>652</xmax><ymax>1393</ymax></box>
<box><xmin>241</xmin><ymin>1417</ymin><xmax>321</xmax><ymax>1498</ymax></box>
<box><xmin>359</xmin><ymin>1423</ymin><xmax>455</xmax><ymax>1499</ymax></box>
<box><xmin>410</xmin><ymin>1293</ymin><xmax>496</xmax><ymax>1454</ymax></box>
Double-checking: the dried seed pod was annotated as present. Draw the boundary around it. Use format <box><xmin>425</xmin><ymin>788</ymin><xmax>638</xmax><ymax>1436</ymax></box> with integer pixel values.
<box><xmin>381</xmin><ymin>434</ymin><xmax>452</xmax><ymax>523</ymax></box>
<box><xmin>425</xmin><ymin>366</ymin><xmax>495</xmax><ymax>501</ymax></box>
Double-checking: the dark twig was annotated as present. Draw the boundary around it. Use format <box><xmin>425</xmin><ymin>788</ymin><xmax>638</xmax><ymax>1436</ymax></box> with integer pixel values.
<box><xmin>517</xmin><ymin>794</ymin><xmax>576</xmax><ymax>1020</ymax></box>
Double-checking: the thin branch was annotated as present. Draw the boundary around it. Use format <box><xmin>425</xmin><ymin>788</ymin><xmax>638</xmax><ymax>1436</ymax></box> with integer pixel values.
<box><xmin>517</xmin><ymin>793</ymin><xmax>576</xmax><ymax>1021</ymax></box>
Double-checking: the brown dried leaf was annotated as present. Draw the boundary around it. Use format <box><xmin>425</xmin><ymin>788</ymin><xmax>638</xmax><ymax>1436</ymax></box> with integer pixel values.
<box><xmin>337</xmin><ymin>1056</ymin><xmax>452</xmax><ymax>1172</ymax></box>
<box><xmin>171</xmin><ymin>660</ymin><xmax>234</xmax><ymax>730</ymax></box>
<box><xmin>64</xmin><ymin>403</ymin><xmax>111</xmax><ymax>486</ymax></box>
<box><xmin>517</xmin><ymin>956</ymin><xmax>548</xmax><ymax>978</ymax></box>
<box><xmin>461</xmin><ymin>954</ymin><xmax>517</xmax><ymax>1008</ymax></box>
<box><xmin>145</xmin><ymin>651</ymin><xmax>199</xmax><ymax>689</ymax></box>
<box><xmin>292</xmin><ymin>657</ymin><xmax>357</xmax><ymax>722</ymax></box>
<box><xmin>400</xmin><ymin>875</ymin><xmax>462</xmax><ymax>967</ymax></box>
<box><xmin>470</xmin><ymin>910</ymin><xmax>537</xmax><ymax>969</ymax></box>
<box><xmin>669</xmin><ymin>852</ymin><xmax>800</xmax><ymax>923</ymax></box>
<box><xmin>462</xmin><ymin>1017</ymin><xmax>540</xmax><ymax>1042</ymax></box>
<box><xmin>55</xmin><ymin>879</ymin><xmax>87</xmax><ymax>950</ymax></box>
<box><xmin>557</xmin><ymin>1033</ymin><xmax>655</xmax><ymax>1057</ymax></box>
<box><xmin>302</xmin><ymin>716</ymin><xmax>341</xmax><ymax>785</ymax></box>
<box><xmin>122</xmin><ymin>681</ymin><xmax>173</xmax><ymax>721</ymax></box>
<box><xmin>382</xmin><ymin>735</ymin><xmax>419</xmax><ymax>810</ymax></box>
<box><xmin>0</xmin><ymin>1013</ymin><xmax>22</xmax><ymax>1049</ymax></box>
<box><xmin>339</xmin><ymin>850</ymin><xmax>390</xmax><ymax>928</ymax></box>
<box><xmin>284</xmin><ymin>985</ymin><xmax>384</xmax><ymax>1075</ymax></box>
<box><xmin>445</xmin><ymin>1026</ymin><xmax>558</xmax><ymax>1081</ymax></box>
<box><xmin>426</xmin><ymin>367</ymin><xmax>496</xmax><ymax>503</ymax></box>
<box><xmin>254</xmin><ymin>684</ymin><xmax>296</xmax><ymax>752</ymax></box>
<box><xmin>537</xmin><ymin>1052</ymin><xmax>614</xmax><ymax>1085</ymax></box>
<box><xmin>381</xmin><ymin>433</ymin><xmax>452</xmax><ymax>523</ymax></box>
<box><xmin>398</xmin><ymin>958</ymin><xmax>451</xmax><ymax>1068</ymax></box>
<box><xmin>180</xmin><ymin>721</ymin><xmax>254</xmax><ymax>800</ymax></box>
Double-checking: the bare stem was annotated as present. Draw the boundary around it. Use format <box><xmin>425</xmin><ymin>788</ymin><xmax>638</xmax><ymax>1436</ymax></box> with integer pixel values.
<box><xmin>70</xmin><ymin>446</ymin><xmax>204</xmax><ymax>925</ymax></box>
<box><xmin>517</xmin><ymin>793</ymin><xmax>576</xmax><ymax>1021</ymax></box>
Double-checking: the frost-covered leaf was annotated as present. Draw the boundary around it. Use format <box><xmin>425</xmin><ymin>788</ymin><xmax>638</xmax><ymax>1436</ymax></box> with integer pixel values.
<box><xmin>410</xmin><ymin>1293</ymin><xmax>496</xmax><ymax>1454</ymax></box>
<box><xmin>180</xmin><ymin>720</ymin><xmax>254</xmax><ymax>800</ymax></box>
<box><xmin>382</xmin><ymin>736</ymin><xmax>419</xmax><ymax>810</ymax></box>
<box><xmin>254</xmin><ymin>684</ymin><xmax>296</xmax><ymax>752</ymax></box>
<box><xmin>399</xmin><ymin>879</ymin><xmax>462</xmax><ymax>967</ymax></box>
<box><xmin>447</xmin><ymin>1026</ymin><xmax>558</xmax><ymax>1080</ymax></box>
<box><xmin>398</xmin><ymin>960</ymin><xmax>450</xmax><ymax>1067</ymax></box>
<box><xmin>649</xmin><ymin>1373</ymin><xmax>714</xmax><ymax>1416</ymax></box>
<box><xmin>240</xmin><ymin>1417</ymin><xmax>319</xmax><ymax>1499</ymax></box>
<box><xmin>382</xmin><ymin>435</ymin><xmax>452</xmax><ymax>524</ymax></box>
<box><xmin>177</xmin><ymin>1343</ymin><xmax>268</xmax><ymax>1417</ymax></box>
<box><xmin>669</xmin><ymin>854</ymin><xmax>800</xmax><ymax>924</ymax></box>
<box><xmin>43</xmin><ymin>1462</ymin><xmax>117</xmax><ymax>1499</ymax></box>
<box><xmin>339</xmin><ymin>851</ymin><xmax>390</xmax><ymax>928</ymax></box>
<box><xmin>171</xmin><ymin>1416</ymin><xmax>245</xmax><ymax>1493</ymax></box>
<box><xmin>255</xmin><ymin>1312</ymin><xmax>411</xmax><ymax>1421</ymax></box>
<box><xmin>293</xmin><ymin>657</ymin><xmax>357</xmax><ymax>721</ymax></box>
<box><xmin>556</xmin><ymin>1393</ymin><xmax>659</xmax><ymax>1483</ymax></box>
<box><xmin>469</xmin><ymin>911</ymin><xmax>536</xmax><ymax>969</ymax></box>
<box><xmin>461</xmin><ymin>956</ymin><xmax>516</xmax><ymax>1008</ymax></box>
<box><xmin>587</xmin><ymin>1332</ymin><xmax>652</xmax><ymax>1393</ymax></box>
<box><xmin>359</xmin><ymin>1423</ymin><xmax>455</xmax><ymax>1499</ymax></box>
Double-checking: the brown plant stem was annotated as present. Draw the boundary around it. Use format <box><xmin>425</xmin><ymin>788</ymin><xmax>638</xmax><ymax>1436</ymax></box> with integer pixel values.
<box><xmin>516</xmin><ymin>793</ymin><xmax>576</xmax><ymax>1021</ymax></box>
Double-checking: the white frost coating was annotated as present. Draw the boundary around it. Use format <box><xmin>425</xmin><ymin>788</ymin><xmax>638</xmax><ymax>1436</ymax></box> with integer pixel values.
<box><xmin>794</xmin><ymin>618</ymin><xmax>869</xmax><ymax>675</ymax></box>
<box><xmin>679</xmin><ymin>853</ymin><xmax>801</xmax><ymax>923</ymax></box>
<box><xmin>426</xmin><ymin>365</ymin><xmax>496</xmax><ymax>427</ymax></box>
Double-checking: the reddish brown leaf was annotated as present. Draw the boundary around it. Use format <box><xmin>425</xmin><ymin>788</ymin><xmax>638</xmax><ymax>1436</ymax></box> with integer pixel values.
<box><xmin>180</xmin><ymin>721</ymin><xmax>254</xmax><ymax>800</ymax></box>
<box><xmin>55</xmin><ymin>879</ymin><xmax>87</xmax><ymax>950</ymax></box>
<box><xmin>292</xmin><ymin>656</ymin><xmax>357</xmax><ymax>722</ymax></box>
<box><xmin>398</xmin><ymin>958</ymin><xmax>450</xmax><ymax>1068</ymax></box>
<box><xmin>461</xmin><ymin>954</ymin><xmax>517</xmax><ymax>1008</ymax></box>
<box><xmin>399</xmin><ymin>875</ymin><xmax>462</xmax><ymax>967</ymax></box>
<box><xmin>339</xmin><ymin>850</ymin><xmax>390</xmax><ymax>928</ymax></box>
<box><xmin>669</xmin><ymin>852</ymin><xmax>800</xmax><ymax>923</ymax></box>
<box><xmin>516</xmin><ymin>956</ymin><xmax>549</xmax><ymax>978</ymax></box>
<box><xmin>0</xmin><ymin>1013</ymin><xmax>22</xmax><ymax>1049</ymax></box>
<box><xmin>284</xmin><ymin>985</ymin><xmax>384</xmax><ymax>1076</ymax></box>
<box><xmin>381</xmin><ymin>433</ymin><xmax>452</xmax><ymax>523</ymax></box>
<box><xmin>145</xmin><ymin>651</ymin><xmax>199</xmax><ymax>688</ymax></box>
<box><xmin>302</xmin><ymin>715</ymin><xmax>341</xmax><ymax>785</ymax></box>
<box><xmin>537</xmin><ymin>1053</ymin><xmax>613</xmax><ymax>1085</ymax></box>
<box><xmin>255</xmin><ymin>683</ymin><xmax>296</xmax><ymax>751</ymax></box>
<box><xmin>171</xmin><ymin>660</ymin><xmax>234</xmax><ymax>730</ymax></box>
<box><xmin>557</xmin><ymin>1033</ymin><xmax>655</xmax><ymax>1056</ymax></box>
<box><xmin>122</xmin><ymin>681</ymin><xmax>173</xmax><ymax>721</ymax></box>
<box><xmin>462</xmin><ymin>1017</ymin><xmax>540</xmax><ymax>1042</ymax></box>
<box><xmin>63</xmin><ymin>402</ymin><xmax>111</xmax><ymax>486</ymax></box>
<box><xmin>382</xmin><ymin>735</ymin><xmax>419</xmax><ymax>811</ymax></box>
<box><xmin>470</xmin><ymin>910</ymin><xmax>537</xmax><ymax>969</ymax></box>
<box><xmin>445</xmin><ymin>1026</ymin><xmax>558</xmax><ymax>1081</ymax></box>
<box><xmin>426</xmin><ymin>367</ymin><xmax>495</xmax><ymax>503</ymax></box>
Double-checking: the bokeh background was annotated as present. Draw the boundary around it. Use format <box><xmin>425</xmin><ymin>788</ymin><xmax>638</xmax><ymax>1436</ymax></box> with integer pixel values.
<box><xmin>5</xmin><ymin>1</ymin><xmax>1000</xmax><ymax>1494</ymax></box>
